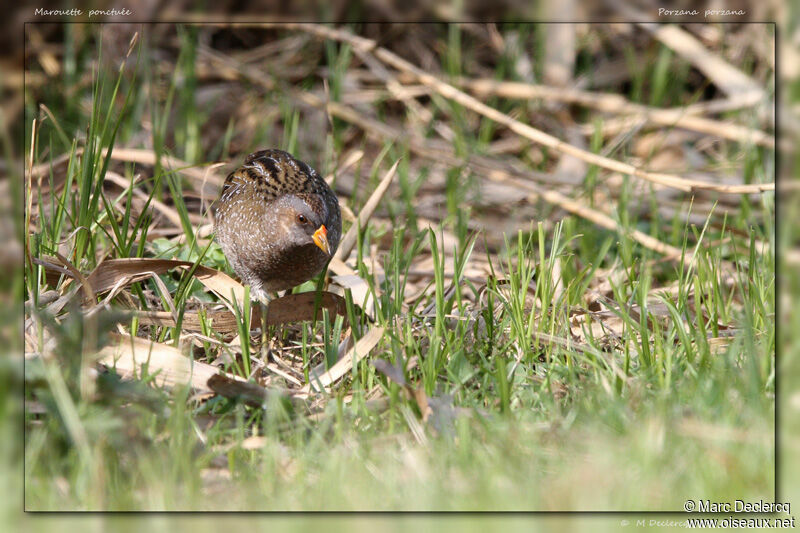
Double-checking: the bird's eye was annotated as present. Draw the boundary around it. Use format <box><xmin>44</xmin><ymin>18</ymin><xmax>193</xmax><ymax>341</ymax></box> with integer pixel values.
<box><xmin>297</xmin><ymin>214</ymin><xmax>307</xmax><ymax>224</ymax></box>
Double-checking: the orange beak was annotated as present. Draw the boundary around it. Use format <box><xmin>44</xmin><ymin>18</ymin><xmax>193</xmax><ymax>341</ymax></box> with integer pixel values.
<box><xmin>312</xmin><ymin>225</ymin><xmax>331</xmax><ymax>256</ymax></box>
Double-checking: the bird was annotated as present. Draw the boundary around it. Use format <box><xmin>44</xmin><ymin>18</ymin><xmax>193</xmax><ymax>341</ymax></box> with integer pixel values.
<box><xmin>213</xmin><ymin>149</ymin><xmax>341</xmax><ymax>303</ymax></box>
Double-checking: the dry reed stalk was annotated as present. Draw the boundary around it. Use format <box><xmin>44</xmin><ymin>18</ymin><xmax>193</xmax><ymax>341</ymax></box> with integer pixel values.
<box><xmin>248</xmin><ymin>23</ymin><xmax>773</xmax><ymax>195</ymax></box>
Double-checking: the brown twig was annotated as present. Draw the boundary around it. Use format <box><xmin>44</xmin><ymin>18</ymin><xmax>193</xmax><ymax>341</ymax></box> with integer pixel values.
<box><xmin>461</xmin><ymin>78</ymin><xmax>774</xmax><ymax>149</ymax></box>
<box><xmin>195</xmin><ymin>30</ymin><xmax>743</xmax><ymax>262</ymax></box>
<box><xmin>335</xmin><ymin>159</ymin><xmax>399</xmax><ymax>262</ymax></box>
<box><xmin>247</xmin><ymin>23</ymin><xmax>773</xmax><ymax>195</ymax></box>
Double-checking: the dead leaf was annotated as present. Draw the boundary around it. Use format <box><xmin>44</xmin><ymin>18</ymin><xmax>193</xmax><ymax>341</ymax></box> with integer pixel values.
<box><xmin>371</xmin><ymin>358</ymin><xmax>407</xmax><ymax>387</ymax></box>
<box><xmin>301</xmin><ymin>326</ymin><xmax>385</xmax><ymax>393</ymax></box>
<box><xmin>97</xmin><ymin>333</ymin><xmax>243</xmax><ymax>393</ymax></box>
<box><xmin>413</xmin><ymin>386</ymin><xmax>432</xmax><ymax>422</ymax></box>
<box><xmin>265</xmin><ymin>291</ymin><xmax>348</xmax><ymax>326</ymax></box>
<box><xmin>86</xmin><ymin>258</ymin><xmax>245</xmax><ymax>313</ymax></box>
<box><xmin>330</xmin><ymin>273</ymin><xmax>375</xmax><ymax>318</ymax></box>
<box><xmin>207</xmin><ymin>374</ymin><xmax>295</xmax><ymax>408</ymax></box>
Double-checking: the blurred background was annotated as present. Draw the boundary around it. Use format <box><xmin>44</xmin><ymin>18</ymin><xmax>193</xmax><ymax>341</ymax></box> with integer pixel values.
<box><xmin>4</xmin><ymin>0</ymin><xmax>795</xmax><ymax>530</ymax></box>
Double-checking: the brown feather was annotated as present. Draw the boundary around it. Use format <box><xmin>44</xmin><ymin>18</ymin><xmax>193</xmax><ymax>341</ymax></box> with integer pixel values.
<box><xmin>213</xmin><ymin>150</ymin><xmax>341</xmax><ymax>301</ymax></box>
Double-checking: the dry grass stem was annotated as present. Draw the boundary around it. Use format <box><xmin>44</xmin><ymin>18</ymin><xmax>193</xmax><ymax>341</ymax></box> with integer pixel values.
<box><xmin>250</xmin><ymin>23</ymin><xmax>773</xmax><ymax>195</ymax></box>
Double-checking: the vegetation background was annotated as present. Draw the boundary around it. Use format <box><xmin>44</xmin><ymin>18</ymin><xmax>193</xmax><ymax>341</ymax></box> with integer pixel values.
<box><xmin>2</xmin><ymin>0</ymin><xmax>796</xmax><ymax>530</ymax></box>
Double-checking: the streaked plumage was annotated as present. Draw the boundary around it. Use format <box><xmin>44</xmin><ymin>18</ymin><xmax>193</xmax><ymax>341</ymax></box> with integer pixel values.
<box><xmin>213</xmin><ymin>149</ymin><xmax>341</xmax><ymax>302</ymax></box>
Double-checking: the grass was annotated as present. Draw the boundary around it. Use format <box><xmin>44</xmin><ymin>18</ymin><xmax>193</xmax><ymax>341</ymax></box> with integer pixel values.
<box><xmin>19</xmin><ymin>22</ymin><xmax>777</xmax><ymax>513</ymax></box>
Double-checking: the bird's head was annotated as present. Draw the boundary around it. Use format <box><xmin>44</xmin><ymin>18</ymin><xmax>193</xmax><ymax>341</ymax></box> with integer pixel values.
<box><xmin>275</xmin><ymin>194</ymin><xmax>332</xmax><ymax>256</ymax></box>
